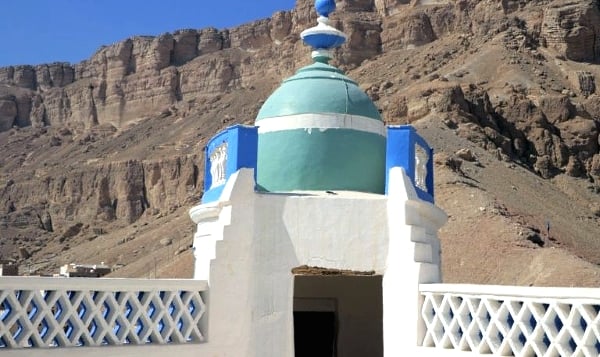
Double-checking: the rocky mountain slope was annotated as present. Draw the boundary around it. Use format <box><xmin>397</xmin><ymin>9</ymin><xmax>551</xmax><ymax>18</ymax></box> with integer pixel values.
<box><xmin>1</xmin><ymin>0</ymin><xmax>599</xmax><ymax>285</ymax></box>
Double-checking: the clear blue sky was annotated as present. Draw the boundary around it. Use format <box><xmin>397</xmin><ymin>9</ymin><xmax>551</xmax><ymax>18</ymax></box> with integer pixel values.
<box><xmin>0</xmin><ymin>0</ymin><xmax>296</xmax><ymax>67</ymax></box>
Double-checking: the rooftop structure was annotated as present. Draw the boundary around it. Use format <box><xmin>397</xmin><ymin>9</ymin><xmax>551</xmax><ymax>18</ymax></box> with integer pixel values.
<box><xmin>58</xmin><ymin>263</ymin><xmax>112</xmax><ymax>278</ymax></box>
<box><xmin>189</xmin><ymin>1</ymin><xmax>443</xmax><ymax>354</ymax></box>
<box><xmin>0</xmin><ymin>1</ymin><xmax>599</xmax><ymax>356</ymax></box>
<box><xmin>0</xmin><ymin>260</ymin><xmax>18</xmax><ymax>277</ymax></box>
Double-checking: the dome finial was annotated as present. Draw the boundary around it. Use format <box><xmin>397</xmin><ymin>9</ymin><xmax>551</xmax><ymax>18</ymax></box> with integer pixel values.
<box><xmin>315</xmin><ymin>0</ymin><xmax>336</xmax><ymax>17</ymax></box>
<box><xmin>300</xmin><ymin>0</ymin><xmax>346</xmax><ymax>63</ymax></box>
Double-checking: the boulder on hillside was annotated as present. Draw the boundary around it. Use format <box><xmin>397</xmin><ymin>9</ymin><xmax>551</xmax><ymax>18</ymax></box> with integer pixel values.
<box><xmin>582</xmin><ymin>95</ymin><xmax>600</xmax><ymax>120</ymax></box>
<box><xmin>381</xmin><ymin>11</ymin><xmax>436</xmax><ymax>50</ymax></box>
<box><xmin>538</xmin><ymin>95</ymin><xmax>575</xmax><ymax>124</ymax></box>
<box><xmin>61</xmin><ymin>223</ymin><xmax>84</xmax><ymax>241</ymax></box>
<box><xmin>456</xmin><ymin>148</ymin><xmax>477</xmax><ymax>162</ymax></box>
<box><xmin>556</xmin><ymin>117</ymin><xmax>599</xmax><ymax>159</ymax></box>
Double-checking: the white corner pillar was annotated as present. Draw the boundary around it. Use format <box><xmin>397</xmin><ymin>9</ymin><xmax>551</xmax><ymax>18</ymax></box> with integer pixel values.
<box><xmin>189</xmin><ymin>169</ymin><xmax>267</xmax><ymax>355</ymax></box>
<box><xmin>189</xmin><ymin>202</ymin><xmax>230</xmax><ymax>281</ymax></box>
<box><xmin>189</xmin><ymin>169</ymin><xmax>256</xmax><ymax>281</ymax></box>
<box><xmin>383</xmin><ymin>167</ymin><xmax>447</xmax><ymax>356</ymax></box>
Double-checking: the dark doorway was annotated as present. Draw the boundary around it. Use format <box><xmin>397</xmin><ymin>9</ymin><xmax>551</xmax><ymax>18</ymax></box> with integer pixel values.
<box><xmin>294</xmin><ymin>311</ymin><xmax>337</xmax><ymax>357</ymax></box>
<box><xmin>293</xmin><ymin>274</ymin><xmax>383</xmax><ymax>357</ymax></box>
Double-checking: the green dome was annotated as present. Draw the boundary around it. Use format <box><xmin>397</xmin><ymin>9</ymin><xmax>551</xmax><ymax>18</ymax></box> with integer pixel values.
<box><xmin>257</xmin><ymin>62</ymin><xmax>382</xmax><ymax>121</ymax></box>
<box><xmin>255</xmin><ymin>61</ymin><xmax>386</xmax><ymax>194</ymax></box>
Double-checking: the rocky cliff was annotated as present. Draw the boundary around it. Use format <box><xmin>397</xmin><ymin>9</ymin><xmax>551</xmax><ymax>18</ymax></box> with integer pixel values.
<box><xmin>1</xmin><ymin>0</ymin><xmax>599</xmax><ymax>283</ymax></box>
<box><xmin>0</xmin><ymin>0</ymin><xmax>383</xmax><ymax>133</ymax></box>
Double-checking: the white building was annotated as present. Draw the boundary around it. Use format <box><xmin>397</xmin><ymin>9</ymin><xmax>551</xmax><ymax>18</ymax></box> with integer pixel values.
<box><xmin>0</xmin><ymin>260</ymin><xmax>18</xmax><ymax>277</ymax></box>
<box><xmin>0</xmin><ymin>1</ymin><xmax>599</xmax><ymax>356</ymax></box>
<box><xmin>59</xmin><ymin>263</ymin><xmax>112</xmax><ymax>278</ymax></box>
<box><xmin>188</xmin><ymin>1</ymin><xmax>443</xmax><ymax>353</ymax></box>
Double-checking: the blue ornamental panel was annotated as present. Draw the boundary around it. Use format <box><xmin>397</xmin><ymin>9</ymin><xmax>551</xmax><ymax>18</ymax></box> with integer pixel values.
<box><xmin>201</xmin><ymin>125</ymin><xmax>258</xmax><ymax>204</ymax></box>
<box><xmin>385</xmin><ymin>125</ymin><xmax>434</xmax><ymax>203</ymax></box>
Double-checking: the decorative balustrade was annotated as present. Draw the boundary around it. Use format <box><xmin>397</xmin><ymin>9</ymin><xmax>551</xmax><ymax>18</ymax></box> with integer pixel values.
<box><xmin>420</xmin><ymin>284</ymin><xmax>600</xmax><ymax>357</ymax></box>
<box><xmin>0</xmin><ymin>277</ymin><xmax>207</xmax><ymax>349</ymax></box>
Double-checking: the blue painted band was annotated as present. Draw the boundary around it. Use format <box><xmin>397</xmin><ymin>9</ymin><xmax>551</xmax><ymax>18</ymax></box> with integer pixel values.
<box><xmin>302</xmin><ymin>30</ymin><xmax>346</xmax><ymax>49</ymax></box>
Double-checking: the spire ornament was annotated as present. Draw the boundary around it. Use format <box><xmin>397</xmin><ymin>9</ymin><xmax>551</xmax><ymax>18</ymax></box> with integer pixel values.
<box><xmin>300</xmin><ymin>0</ymin><xmax>347</xmax><ymax>63</ymax></box>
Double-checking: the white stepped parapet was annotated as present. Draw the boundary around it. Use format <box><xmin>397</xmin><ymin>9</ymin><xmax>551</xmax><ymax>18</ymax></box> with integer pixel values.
<box><xmin>419</xmin><ymin>284</ymin><xmax>600</xmax><ymax>357</ymax></box>
<box><xmin>0</xmin><ymin>277</ymin><xmax>207</xmax><ymax>351</ymax></box>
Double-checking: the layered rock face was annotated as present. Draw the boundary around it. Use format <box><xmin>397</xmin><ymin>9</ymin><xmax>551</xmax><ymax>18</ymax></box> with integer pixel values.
<box><xmin>2</xmin><ymin>0</ymin><xmax>599</xmax><ymax>135</ymax></box>
<box><xmin>0</xmin><ymin>0</ymin><xmax>386</xmax><ymax>135</ymax></box>
<box><xmin>1</xmin><ymin>0</ymin><xmax>600</xmax><ymax>272</ymax></box>
<box><xmin>541</xmin><ymin>0</ymin><xmax>600</xmax><ymax>62</ymax></box>
<box><xmin>0</xmin><ymin>31</ymin><xmax>235</xmax><ymax>131</ymax></box>
<box><xmin>1</xmin><ymin>155</ymin><xmax>199</xmax><ymax>243</ymax></box>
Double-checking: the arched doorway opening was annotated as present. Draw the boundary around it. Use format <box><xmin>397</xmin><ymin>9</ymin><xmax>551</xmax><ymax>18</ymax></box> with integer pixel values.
<box><xmin>292</xmin><ymin>268</ymin><xmax>383</xmax><ymax>357</ymax></box>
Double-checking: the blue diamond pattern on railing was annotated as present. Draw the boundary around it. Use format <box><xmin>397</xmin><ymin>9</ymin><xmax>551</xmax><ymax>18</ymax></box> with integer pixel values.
<box><xmin>88</xmin><ymin>320</ymin><xmax>97</xmax><ymax>336</ymax></box>
<box><xmin>158</xmin><ymin>319</ymin><xmax>165</xmax><ymax>334</ymax></box>
<box><xmin>0</xmin><ymin>279</ymin><xmax>206</xmax><ymax>349</ymax></box>
<box><xmin>135</xmin><ymin>318</ymin><xmax>143</xmax><ymax>335</ymax></box>
<box><xmin>124</xmin><ymin>301</ymin><xmax>133</xmax><ymax>319</ymax></box>
<box><xmin>147</xmin><ymin>301</ymin><xmax>156</xmax><ymax>319</ymax></box>
<box><xmin>1</xmin><ymin>303</ymin><xmax>10</xmax><ymax>320</ymax></box>
<box><xmin>421</xmin><ymin>290</ymin><xmax>600</xmax><ymax>356</ymax></box>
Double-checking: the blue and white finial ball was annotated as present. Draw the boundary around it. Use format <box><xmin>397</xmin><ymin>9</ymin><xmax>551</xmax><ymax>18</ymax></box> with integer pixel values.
<box><xmin>315</xmin><ymin>0</ymin><xmax>336</xmax><ymax>17</ymax></box>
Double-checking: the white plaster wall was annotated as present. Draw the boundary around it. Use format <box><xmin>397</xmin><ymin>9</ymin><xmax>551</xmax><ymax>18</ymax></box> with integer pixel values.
<box><xmin>247</xmin><ymin>177</ymin><xmax>390</xmax><ymax>355</ymax></box>
<box><xmin>276</xmin><ymin>192</ymin><xmax>389</xmax><ymax>273</ymax></box>
<box><xmin>383</xmin><ymin>168</ymin><xmax>447</xmax><ymax>355</ymax></box>
<box><xmin>189</xmin><ymin>168</ymin><xmax>447</xmax><ymax>356</ymax></box>
<box><xmin>190</xmin><ymin>202</ymin><xmax>232</xmax><ymax>282</ymax></box>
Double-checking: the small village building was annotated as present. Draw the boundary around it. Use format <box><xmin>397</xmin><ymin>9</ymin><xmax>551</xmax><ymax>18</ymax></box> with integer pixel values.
<box><xmin>189</xmin><ymin>1</ymin><xmax>445</xmax><ymax>355</ymax></box>
<box><xmin>59</xmin><ymin>263</ymin><xmax>112</xmax><ymax>278</ymax></box>
<box><xmin>0</xmin><ymin>260</ymin><xmax>18</xmax><ymax>277</ymax></box>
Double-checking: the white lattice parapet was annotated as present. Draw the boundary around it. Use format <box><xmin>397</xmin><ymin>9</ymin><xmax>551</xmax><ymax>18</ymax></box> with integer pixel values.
<box><xmin>0</xmin><ymin>277</ymin><xmax>207</xmax><ymax>349</ymax></box>
<box><xmin>419</xmin><ymin>284</ymin><xmax>600</xmax><ymax>357</ymax></box>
